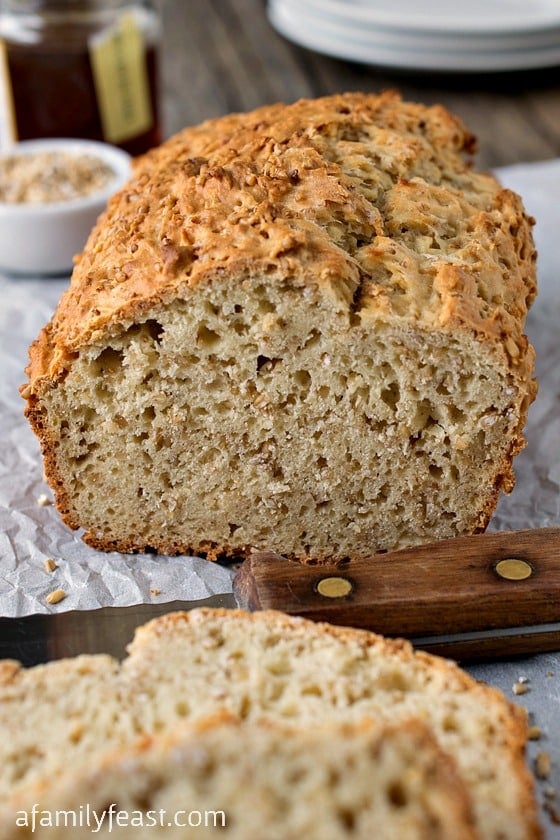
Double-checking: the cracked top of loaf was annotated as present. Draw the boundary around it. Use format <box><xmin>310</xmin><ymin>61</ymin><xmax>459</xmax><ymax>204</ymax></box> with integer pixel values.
<box><xmin>25</xmin><ymin>90</ymin><xmax>536</xmax><ymax>393</ymax></box>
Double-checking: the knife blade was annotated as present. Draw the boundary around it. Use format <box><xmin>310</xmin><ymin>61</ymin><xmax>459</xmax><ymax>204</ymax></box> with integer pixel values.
<box><xmin>1</xmin><ymin>528</ymin><xmax>559</xmax><ymax>666</ymax></box>
<box><xmin>0</xmin><ymin>594</ymin><xmax>234</xmax><ymax>667</ymax></box>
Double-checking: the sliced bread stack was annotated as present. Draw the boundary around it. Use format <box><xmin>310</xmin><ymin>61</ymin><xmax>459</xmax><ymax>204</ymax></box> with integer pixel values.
<box><xmin>0</xmin><ymin>609</ymin><xmax>541</xmax><ymax>839</ymax></box>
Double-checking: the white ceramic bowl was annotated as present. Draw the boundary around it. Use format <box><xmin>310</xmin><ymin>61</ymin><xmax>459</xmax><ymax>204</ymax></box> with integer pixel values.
<box><xmin>0</xmin><ymin>138</ymin><xmax>132</xmax><ymax>276</ymax></box>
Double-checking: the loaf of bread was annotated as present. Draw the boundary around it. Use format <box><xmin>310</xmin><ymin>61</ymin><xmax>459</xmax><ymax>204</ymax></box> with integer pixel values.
<box><xmin>21</xmin><ymin>91</ymin><xmax>537</xmax><ymax>561</ymax></box>
<box><xmin>0</xmin><ymin>609</ymin><xmax>540</xmax><ymax>840</ymax></box>
<box><xmin>2</xmin><ymin>715</ymin><xmax>478</xmax><ymax>840</ymax></box>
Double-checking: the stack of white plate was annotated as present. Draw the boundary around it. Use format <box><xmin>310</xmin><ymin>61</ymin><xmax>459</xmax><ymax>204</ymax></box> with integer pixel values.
<box><xmin>267</xmin><ymin>0</ymin><xmax>560</xmax><ymax>73</ymax></box>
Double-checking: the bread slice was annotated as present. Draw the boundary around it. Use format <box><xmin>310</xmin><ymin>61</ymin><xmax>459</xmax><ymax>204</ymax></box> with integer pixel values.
<box><xmin>0</xmin><ymin>609</ymin><xmax>541</xmax><ymax>839</ymax></box>
<box><xmin>21</xmin><ymin>91</ymin><xmax>537</xmax><ymax>561</ymax></box>
<box><xmin>0</xmin><ymin>656</ymin><xmax>131</xmax><ymax>801</ymax></box>
<box><xmin>2</xmin><ymin>715</ymin><xmax>478</xmax><ymax>840</ymax></box>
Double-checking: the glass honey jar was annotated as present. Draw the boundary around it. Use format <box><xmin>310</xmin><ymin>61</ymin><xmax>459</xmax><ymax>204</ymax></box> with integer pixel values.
<box><xmin>0</xmin><ymin>0</ymin><xmax>161</xmax><ymax>155</ymax></box>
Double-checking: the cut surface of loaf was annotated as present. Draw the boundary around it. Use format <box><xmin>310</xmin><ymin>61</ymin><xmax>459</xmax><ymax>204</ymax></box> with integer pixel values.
<box><xmin>22</xmin><ymin>91</ymin><xmax>537</xmax><ymax>561</ymax></box>
<box><xmin>0</xmin><ymin>655</ymin><xmax>132</xmax><ymax>797</ymax></box>
<box><xmin>0</xmin><ymin>609</ymin><xmax>541</xmax><ymax>840</ymax></box>
<box><xmin>3</xmin><ymin>716</ymin><xmax>478</xmax><ymax>840</ymax></box>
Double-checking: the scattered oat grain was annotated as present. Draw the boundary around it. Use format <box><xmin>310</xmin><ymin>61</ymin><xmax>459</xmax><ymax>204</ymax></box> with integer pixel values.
<box><xmin>150</xmin><ymin>588</ymin><xmax>161</xmax><ymax>596</ymax></box>
<box><xmin>45</xmin><ymin>588</ymin><xmax>66</xmax><ymax>605</ymax></box>
<box><xmin>535</xmin><ymin>752</ymin><xmax>552</xmax><ymax>779</ymax></box>
<box><xmin>527</xmin><ymin>726</ymin><xmax>542</xmax><ymax>741</ymax></box>
<box><xmin>513</xmin><ymin>681</ymin><xmax>529</xmax><ymax>696</ymax></box>
<box><xmin>37</xmin><ymin>494</ymin><xmax>51</xmax><ymax>507</ymax></box>
<box><xmin>44</xmin><ymin>558</ymin><xmax>58</xmax><ymax>573</ymax></box>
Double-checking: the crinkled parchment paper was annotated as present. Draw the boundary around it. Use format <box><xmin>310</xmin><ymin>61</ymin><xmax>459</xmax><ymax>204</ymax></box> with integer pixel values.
<box><xmin>0</xmin><ymin>159</ymin><xmax>559</xmax><ymax>617</ymax></box>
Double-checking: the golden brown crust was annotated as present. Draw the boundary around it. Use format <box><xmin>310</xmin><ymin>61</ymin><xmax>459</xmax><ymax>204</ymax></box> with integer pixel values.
<box><xmin>0</xmin><ymin>661</ymin><xmax>20</xmax><ymax>686</ymax></box>
<box><xmin>23</xmin><ymin>90</ymin><xmax>536</xmax><ymax>394</ymax></box>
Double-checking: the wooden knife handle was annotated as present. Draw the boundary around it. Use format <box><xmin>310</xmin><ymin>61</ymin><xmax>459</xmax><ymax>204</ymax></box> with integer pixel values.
<box><xmin>234</xmin><ymin>528</ymin><xmax>560</xmax><ymax>659</ymax></box>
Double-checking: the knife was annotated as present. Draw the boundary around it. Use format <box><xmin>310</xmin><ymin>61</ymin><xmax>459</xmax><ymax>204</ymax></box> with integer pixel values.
<box><xmin>1</xmin><ymin>527</ymin><xmax>559</xmax><ymax>666</ymax></box>
<box><xmin>236</xmin><ymin>527</ymin><xmax>560</xmax><ymax>661</ymax></box>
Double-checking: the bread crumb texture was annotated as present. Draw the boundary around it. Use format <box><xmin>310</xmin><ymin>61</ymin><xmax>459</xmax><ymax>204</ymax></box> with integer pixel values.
<box><xmin>0</xmin><ymin>609</ymin><xmax>541</xmax><ymax>840</ymax></box>
<box><xmin>1</xmin><ymin>716</ymin><xmax>479</xmax><ymax>839</ymax></box>
<box><xmin>22</xmin><ymin>91</ymin><xmax>537</xmax><ymax>560</ymax></box>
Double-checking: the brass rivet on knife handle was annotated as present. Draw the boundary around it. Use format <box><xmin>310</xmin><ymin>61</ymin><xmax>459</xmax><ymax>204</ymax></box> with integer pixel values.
<box><xmin>316</xmin><ymin>576</ymin><xmax>353</xmax><ymax>598</ymax></box>
<box><xmin>494</xmin><ymin>558</ymin><xmax>534</xmax><ymax>581</ymax></box>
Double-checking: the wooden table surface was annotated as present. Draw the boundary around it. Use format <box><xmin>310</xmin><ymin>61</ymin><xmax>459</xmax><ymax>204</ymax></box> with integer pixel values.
<box><xmin>158</xmin><ymin>0</ymin><xmax>560</xmax><ymax>171</ymax></box>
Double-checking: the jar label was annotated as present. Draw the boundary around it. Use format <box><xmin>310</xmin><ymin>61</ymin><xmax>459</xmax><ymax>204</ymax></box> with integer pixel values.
<box><xmin>0</xmin><ymin>39</ymin><xmax>17</xmax><ymax>149</ymax></box>
<box><xmin>89</xmin><ymin>12</ymin><xmax>153</xmax><ymax>145</ymax></box>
